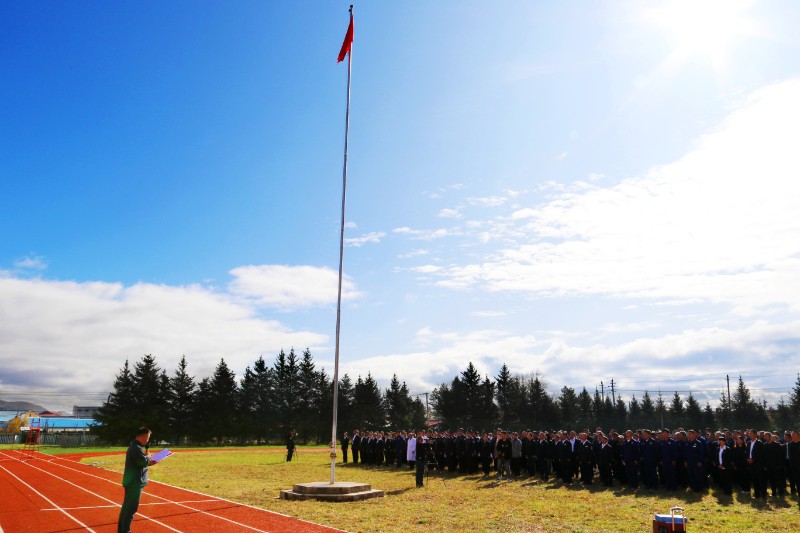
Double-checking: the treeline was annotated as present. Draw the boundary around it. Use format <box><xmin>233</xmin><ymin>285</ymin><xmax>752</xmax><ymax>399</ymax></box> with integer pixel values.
<box><xmin>432</xmin><ymin>363</ymin><xmax>800</xmax><ymax>432</ymax></box>
<box><xmin>93</xmin><ymin>354</ymin><xmax>800</xmax><ymax>445</ymax></box>
<box><xmin>92</xmin><ymin>350</ymin><xmax>426</xmax><ymax>445</ymax></box>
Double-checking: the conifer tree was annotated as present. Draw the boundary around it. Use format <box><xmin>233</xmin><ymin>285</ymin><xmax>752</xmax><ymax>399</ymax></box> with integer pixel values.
<box><xmin>732</xmin><ymin>376</ymin><xmax>758</xmax><ymax>428</ymax></box>
<box><xmin>336</xmin><ymin>373</ymin><xmax>355</xmax><ymax>435</ymax></box>
<box><xmin>384</xmin><ymin>374</ymin><xmax>412</xmax><ymax>430</ymax></box>
<box><xmin>132</xmin><ymin>354</ymin><xmax>168</xmax><ymax>437</ymax></box>
<box><xmin>702</xmin><ymin>401</ymin><xmax>716</xmax><ymax>429</ymax></box>
<box><xmin>296</xmin><ymin>349</ymin><xmax>320</xmax><ymax>443</ymax></box>
<box><xmin>559</xmin><ymin>386</ymin><xmax>578</xmax><ymax>428</ymax></box>
<box><xmin>640</xmin><ymin>391</ymin><xmax>655</xmax><ymax>428</ymax></box>
<box><xmin>655</xmin><ymin>392</ymin><xmax>667</xmax><ymax>429</ymax></box>
<box><xmin>478</xmin><ymin>376</ymin><xmax>499</xmax><ymax>431</ymax></box>
<box><xmin>354</xmin><ymin>373</ymin><xmax>384</xmax><ymax>429</ymax></box>
<box><xmin>207</xmin><ymin>359</ymin><xmax>239</xmax><ymax>444</ymax></box>
<box><xmin>684</xmin><ymin>392</ymin><xmax>703</xmax><ymax>430</ymax></box>
<box><xmin>790</xmin><ymin>374</ymin><xmax>800</xmax><ymax>426</ymax></box>
<box><xmin>168</xmin><ymin>355</ymin><xmax>196</xmax><ymax>444</ymax></box>
<box><xmin>669</xmin><ymin>392</ymin><xmax>684</xmax><ymax>427</ymax></box>
<box><xmin>93</xmin><ymin>359</ymin><xmax>137</xmax><ymax>444</ymax></box>
<box><xmin>577</xmin><ymin>388</ymin><xmax>593</xmax><ymax>429</ymax></box>
<box><xmin>495</xmin><ymin>364</ymin><xmax>513</xmax><ymax>427</ymax></box>
<box><xmin>614</xmin><ymin>395</ymin><xmax>628</xmax><ymax>428</ymax></box>
<box><xmin>628</xmin><ymin>395</ymin><xmax>641</xmax><ymax>428</ymax></box>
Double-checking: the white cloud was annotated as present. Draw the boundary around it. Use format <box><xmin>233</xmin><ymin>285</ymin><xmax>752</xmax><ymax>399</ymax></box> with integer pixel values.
<box><xmin>343</xmin><ymin>329</ymin><xmax>543</xmax><ymax>394</ymax></box>
<box><xmin>392</xmin><ymin>227</ymin><xmax>456</xmax><ymax>241</ymax></box>
<box><xmin>398</xmin><ymin>249</ymin><xmax>429</xmax><ymax>259</ymax></box>
<box><xmin>409</xmin><ymin>265</ymin><xmax>444</xmax><ymax>274</ymax></box>
<box><xmin>346</xmin><ymin>320</ymin><xmax>800</xmax><ymax>406</ymax></box>
<box><xmin>345</xmin><ymin>231</ymin><xmax>385</xmax><ymax>247</ymax></box>
<box><xmin>467</xmin><ymin>196</ymin><xmax>508</xmax><ymax>207</ymax></box>
<box><xmin>14</xmin><ymin>255</ymin><xmax>47</xmax><ymax>271</ymax></box>
<box><xmin>438</xmin><ymin>208</ymin><xmax>462</xmax><ymax>219</ymax></box>
<box><xmin>0</xmin><ymin>275</ymin><xmax>328</xmax><ymax>408</ymax></box>
<box><xmin>228</xmin><ymin>265</ymin><xmax>362</xmax><ymax>309</ymax></box>
<box><xmin>470</xmin><ymin>310</ymin><xmax>508</xmax><ymax>317</ymax></box>
<box><xmin>425</xmin><ymin>79</ymin><xmax>800</xmax><ymax>313</ymax></box>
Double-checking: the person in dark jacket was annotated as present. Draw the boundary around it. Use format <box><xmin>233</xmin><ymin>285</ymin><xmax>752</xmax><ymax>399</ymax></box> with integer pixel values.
<box><xmin>685</xmin><ymin>430</ymin><xmax>706</xmax><ymax>493</ymax></box>
<box><xmin>340</xmin><ymin>432</ymin><xmax>350</xmax><ymax>463</ymax></box>
<box><xmin>622</xmin><ymin>430</ymin><xmax>640</xmax><ymax>489</ymax></box>
<box><xmin>286</xmin><ymin>429</ymin><xmax>297</xmax><ymax>462</ymax></box>
<box><xmin>788</xmin><ymin>431</ymin><xmax>800</xmax><ymax>496</ymax></box>
<box><xmin>415</xmin><ymin>430</ymin><xmax>430</xmax><ymax>487</ymax></box>
<box><xmin>576</xmin><ymin>432</ymin><xmax>595</xmax><ymax>485</ymax></box>
<box><xmin>118</xmin><ymin>427</ymin><xmax>155</xmax><ymax>533</ymax></box>
<box><xmin>479</xmin><ymin>432</ymin><xmax>493</xmax><ymax>477</ymax></box>
<box><xmin>731</xmin><ymin>434</ymin><xmax>750</xmax><ymax>493</ymax></box>
<box><xmin>765</xmin><ymin>432</ymin><xmax>786</xmax><ymax>497</ymax></box>
<box><xmin>747</xmin><ymin>429</ymin><xmax>768</xmax><ymax>499</ymax></box>
<box><xmin>639</xmin><ymin>429</ymin><xmax>659</xmax><ymax>490</ymax></box>
<box><xmin>597</xmin><ymin>433</ymin><xmax>614</xmax><ymax>487</ymax></box>
<box><xmin>351</xmin><ymin>430</ymin><xmax>361</xmax><ymax>464</ymax></box>
<box><xmin>716</xmin><ymin>436</ymin><xmax>734</xmax><ymax>496</ymax></box>
<box><xmin>658</xmin><ymin>429</ymin><xmax>678</xmax><ymax>491</ymax></box>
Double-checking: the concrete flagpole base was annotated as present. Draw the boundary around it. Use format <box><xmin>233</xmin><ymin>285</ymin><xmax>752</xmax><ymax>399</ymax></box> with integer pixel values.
<box><xmin>279</xmin><ymin>481</ymin><xmax>383</xmax><ymax>502</ymax></box>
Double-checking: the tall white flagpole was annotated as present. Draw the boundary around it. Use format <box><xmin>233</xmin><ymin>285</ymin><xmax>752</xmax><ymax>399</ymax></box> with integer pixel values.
<box><xmin>330</xmin><ymin>4</ymin><xmax>353</xmax><ymax>485</ymax></box>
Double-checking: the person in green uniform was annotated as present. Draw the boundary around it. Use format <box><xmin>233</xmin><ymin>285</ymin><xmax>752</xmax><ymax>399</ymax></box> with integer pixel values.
<box><xmin>118</xmin><ymin>427</ymin><xmax>155</xmax><ymax>533</ymax></box>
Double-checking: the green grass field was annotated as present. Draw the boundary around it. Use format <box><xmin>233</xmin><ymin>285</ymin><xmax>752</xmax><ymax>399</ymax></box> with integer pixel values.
<box><xmin>49</xmin><ymin>445</ymin><xmax>798</xmax><ymax>532</ymax></box>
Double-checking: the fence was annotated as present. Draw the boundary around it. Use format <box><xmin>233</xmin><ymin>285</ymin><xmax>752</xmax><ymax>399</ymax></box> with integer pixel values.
<box><xmin>6</xmin><ymin>431</ymin><xmax>98</xmax><ymax>447</ymax></box>
<box><xmin>0</xmin><ymin>434</ymin><xmax>20</xmax><ymax>445</ymax></box>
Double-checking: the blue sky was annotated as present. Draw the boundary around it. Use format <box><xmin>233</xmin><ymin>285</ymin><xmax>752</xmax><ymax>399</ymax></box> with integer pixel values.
<box><xmin>2</xmin><ymin>0</ymin><xmax>799</xmax><ymax>411</ymax></box>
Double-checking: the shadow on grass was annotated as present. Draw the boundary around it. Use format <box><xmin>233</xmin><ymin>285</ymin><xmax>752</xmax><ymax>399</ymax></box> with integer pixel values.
<box><xmin>384</xmin><ymin>488</ymin><xmax>413</xmax><ymax>496</ymax></box>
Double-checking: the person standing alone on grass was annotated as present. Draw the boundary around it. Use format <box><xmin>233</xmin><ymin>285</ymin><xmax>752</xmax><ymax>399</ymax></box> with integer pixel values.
<box><xmin>118</xmin><ymin>427</ymin><xmax>155</xmax><ymax>533</ymax></box>
<box><xmin>286</xmin><ymin>429</ymin><xmax>297</xmax><ymax>462</ymax></box>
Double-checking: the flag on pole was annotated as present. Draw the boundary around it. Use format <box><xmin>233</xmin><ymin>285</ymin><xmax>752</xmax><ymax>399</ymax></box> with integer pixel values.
<box><xmin>337</xmin><ymin>10</ymin><xmax>354</xmax><ymax>63</ymax></box>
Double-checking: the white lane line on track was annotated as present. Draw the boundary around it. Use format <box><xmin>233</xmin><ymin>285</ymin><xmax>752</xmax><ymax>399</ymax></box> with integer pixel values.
<box><xmin>22</xmin><ymin>451</ymin><xmax>279</xmax><ymax>533</ymax></box>
<box><xmin>0</xmin><ymin>457</ymin><xmax>97</xmax><ymax>533</ymax></box>
<box><xmin>0</xmin><ymin>451</ymin><xmax>184</xmax><ymax>533</ymax></box>
<box><xmin>42</xmin><ymin>499</ymin><xmax>222</xmax><ymax>511</ymax></box>
<box><xmin>53</xmin><ymin>453</ymin><xmax>348</xmax><ymax>533</ymax></box>
<box><xmin>49</xmin><ymin>452</ymin><xmax>348</xmax><ymax>533</ymax></box>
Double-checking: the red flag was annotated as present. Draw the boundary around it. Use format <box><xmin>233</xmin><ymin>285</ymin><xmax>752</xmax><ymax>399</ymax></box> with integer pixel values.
<box><xmin>337</xmin><ymin>12</ymin><xmax>354</xmax><ymax>63</ymax></box>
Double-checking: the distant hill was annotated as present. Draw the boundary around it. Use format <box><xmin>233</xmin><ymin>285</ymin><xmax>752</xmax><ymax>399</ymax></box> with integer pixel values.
<box><xmin>0</xmin><ymin>399</ymin><xmax>48</xmax><ymax>412</ymax></box>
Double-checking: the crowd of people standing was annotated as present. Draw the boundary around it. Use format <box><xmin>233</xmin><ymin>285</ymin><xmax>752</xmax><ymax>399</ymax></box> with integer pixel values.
<box><xmin>339</xmin><ymin>426</ymin><xmax>800</xmax><ymax>498</ymax></box>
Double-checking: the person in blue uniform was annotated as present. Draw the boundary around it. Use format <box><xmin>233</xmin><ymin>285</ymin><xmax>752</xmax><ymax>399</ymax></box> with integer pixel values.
<box><xmin>622</xmin><ymin>430</ymin><xmax>640</xmax><ymax>489</ymax></box>
<box><xmin>658</xmin><ymin>429</ymin><xmax>678</xmax><ymax>491</ymax></box>
<box><xmin>685</xmin><ymin>429</ymin><xmax>706</xmax><ymax>492</ymax></box>
<box><xmin>118</xmin><ymin>427</ymin><xmax>155</xmax><ymax>533</ymax></box>
<box><xmin>639</xmin><ymin>429</ymin><xmax>659</xmax><ymax>490</ymax></box>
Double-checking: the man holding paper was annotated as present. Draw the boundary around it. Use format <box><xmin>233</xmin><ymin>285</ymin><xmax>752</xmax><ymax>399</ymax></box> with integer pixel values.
<box><xmin>118</xmin><ymin>427</ymin><xmax>156</xmax><ymax>533</ymax></box>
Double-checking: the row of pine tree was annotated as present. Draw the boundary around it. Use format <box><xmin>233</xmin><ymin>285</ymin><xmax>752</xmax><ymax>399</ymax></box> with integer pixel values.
<box><xmin>92</xmin><ymin>350</ymin><xmax>426</xmax><ymax>445</ymax></box>
<box><xmin>92</xmin><ymin>352</ymin><xmax>800</xmax><ymax>445</ymax></box>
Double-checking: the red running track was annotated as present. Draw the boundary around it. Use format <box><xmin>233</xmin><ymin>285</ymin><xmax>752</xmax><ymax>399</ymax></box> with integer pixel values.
<box><xmin>0</xmin><ymin>450</ymin><xmax>345</xmax><ymax>533</ymax></box>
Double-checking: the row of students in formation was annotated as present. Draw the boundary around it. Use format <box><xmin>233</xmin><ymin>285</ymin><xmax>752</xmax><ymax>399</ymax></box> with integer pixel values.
<box><xmin>339</xmin><ymin>427</ymin><xmax>800</xmax><ymax>497</ymax></box>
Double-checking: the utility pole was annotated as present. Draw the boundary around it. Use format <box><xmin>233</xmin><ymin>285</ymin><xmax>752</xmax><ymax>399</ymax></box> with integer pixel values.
<box><xmin>610</xmin><ymin>379</ymin><xmax>616</xmax><ymax>404</ymax></box>
<box><xmin>726</xmin><ymin>374</ymin><xmax>731</xmax><ymax>409</ymax></box>
<box><xmin>414</xmin><ymin>392</ymin><xmax>430</xmax><ymax>421</ymax></box>
<box><xmin>600</xmin><ymin>381</ymin><xmax>605</xmax><ymax>400</ymax></box>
